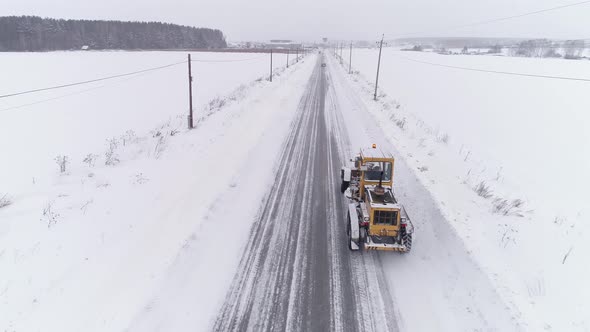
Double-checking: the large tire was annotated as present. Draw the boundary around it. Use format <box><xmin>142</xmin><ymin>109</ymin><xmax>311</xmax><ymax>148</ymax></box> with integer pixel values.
<box><xmin>347</xmin><ymin>224</ymin><xmax>355</xmax><ymax>251</ymax></box>
<box><xmin>340</xmin><ymin>180</ymin><xmax>349</xmax><ymax>194</ymax></box>
<box><xmin>347</xmin><ymin>212</ymin><xmax>355</xmax><ymax>251</ymax></box>
<box><xmin>402</xmin><ymin>232</ymin><xmax>413</xmax><ymax>253</ymax></box>
<box><xmin>359</xmin><ymin>228</ymin><xmax>367</xmax><ymax>250</ymax></box>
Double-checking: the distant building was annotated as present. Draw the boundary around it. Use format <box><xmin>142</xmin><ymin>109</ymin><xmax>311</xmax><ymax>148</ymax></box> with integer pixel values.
<box><xmin>81</xmin><ymin>45</ymin><xmax>90</xmax><ymax>50</ymax></box>
<box><xmin>265</xmin><ymin>40</ymin><xmax>302</xmax><ymax>50</ymax></box>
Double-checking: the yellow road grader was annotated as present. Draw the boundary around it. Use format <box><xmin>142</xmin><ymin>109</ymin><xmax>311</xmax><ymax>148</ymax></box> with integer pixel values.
<box><xmin>341</xmin><ymin>145</ymin><xmax>414</xmax><ymax>252</ymax></box>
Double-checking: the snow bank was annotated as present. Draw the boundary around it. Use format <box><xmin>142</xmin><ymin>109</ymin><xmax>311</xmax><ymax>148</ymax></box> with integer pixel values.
<box><xmin>0</xmin><ymin>51</ymin><xmax>315</xmax><ymax>331</ymax></box>
<box><xmin>0</xmin><ymin>51</ymin><xmax>288</xmax><ymax>196</ymax></box>
<box><xmin>336</xmin><ymin>49</ymin><xmax>590</xmax><ymax>331</ymax></box>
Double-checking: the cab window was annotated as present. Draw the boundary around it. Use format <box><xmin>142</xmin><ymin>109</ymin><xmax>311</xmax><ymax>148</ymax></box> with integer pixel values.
<box><xmin>373</xmin><ymin>210</ymin><xmax>398</xmax><ymax>226</ymax></box>
<box><xmin>364</xmin><ymin>162</ymin><xmax>392</xmax><ymax>182</ymax></box>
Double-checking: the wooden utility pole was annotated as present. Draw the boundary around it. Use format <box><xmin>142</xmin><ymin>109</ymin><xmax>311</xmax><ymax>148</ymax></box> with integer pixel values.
<box><xmin>187</xmin><ymin>53</ymin><xmax>194</xmax><ymax>129</ymax></box>
<box><xmin>287</xmin><ymin>49</ymin><xmax>290</xmax><ymax>68</ymax></box>
<box><xmin>349</xmin><ymin>42</ymin><xmax>353</xmax><ymax>74</ymax></box>
<box><xmin>270</xmin><ymin>49</ymin><xmax>273</xmax><ymax>82</ymax></box>
<box><xmin>374</xmin><ymin>35</ymin><xmax>384</xmax><ymax>101</ymax></box>
<box><xmin>296</xmin><ymin>47</ymin><xmax>299</xmax><ymax>62</ymax></box>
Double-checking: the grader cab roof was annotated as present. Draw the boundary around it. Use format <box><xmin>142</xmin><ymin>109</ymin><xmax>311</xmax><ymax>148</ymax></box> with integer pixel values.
<box><xmin>359</xmin><ymin>146</ymin><xmax>394</xmax><ymax>162</ymax></box>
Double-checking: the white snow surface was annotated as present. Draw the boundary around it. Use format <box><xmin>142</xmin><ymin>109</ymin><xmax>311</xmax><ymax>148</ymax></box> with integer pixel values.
<box><xmin>0</xmin><ymin>51</ymin><xmax>288</xmax><ymax>195</ymax></box>
<box><xmin>2</xmin><ymin>47</ymin><xmax>589</xmax><ymax>332</ymax></box>
<box><xmin>0</xmin><ymin>51</ymin><xmax>315</xmax><ymax>331</ymax></box>
<box><xmin>336</xmin><ymin>48</ymin><xmax>590</xmax><ymax>331</ymax></box>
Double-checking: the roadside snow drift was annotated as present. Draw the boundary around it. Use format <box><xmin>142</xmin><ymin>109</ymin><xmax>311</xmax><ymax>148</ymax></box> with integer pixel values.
<box><xmin>336</xmin><ymin>48</ymin><xmax>590</xmax><ymax>331</ymax></box>
<box><xmin>0</xmin><ymin>51</ymin><xmax>288</xmax><ymax>196</ymax></box>
<box><xmin>0</xmin><ymin>51</ymin><xmax>315</xmax><ymax>331</ymax></box>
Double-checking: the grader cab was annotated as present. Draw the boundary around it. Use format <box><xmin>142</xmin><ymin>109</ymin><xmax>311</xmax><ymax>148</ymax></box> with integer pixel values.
<box><xmin>341</xmin><ymin>146</ymin><xmax>414</xmax><ymax>252</ymax></box>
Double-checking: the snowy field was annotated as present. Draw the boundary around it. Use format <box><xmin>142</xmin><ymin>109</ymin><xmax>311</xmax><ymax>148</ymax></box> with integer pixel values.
<box><xmin>2</xmin><ymin>47</ymin><xmax>589</xmax><ymax>331</ymax></box>
<box><xmin>0</xmin><ymin>50</ymin><xmax>314</xmax><ymax>331</ymax></box>
<box><xmin>0</xmin><ymin>51</ymin><xmax>288</xmax><ymax>195</ymax></box>
<box><xmin>348</xmin><ymin>48</ymin><xmax>590</xmax><ymax>212</ymax></box>
<box><xmin>339</xmin><ymin>48</ymin><xmax>590</xmax><ymax>331</ymax></box>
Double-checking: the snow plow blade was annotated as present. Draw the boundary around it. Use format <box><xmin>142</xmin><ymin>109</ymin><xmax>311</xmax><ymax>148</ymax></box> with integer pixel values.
<box><xmin>364</xmin><ymin>243</ymin><xmax>409</xmax><ymax>252</ymax></box>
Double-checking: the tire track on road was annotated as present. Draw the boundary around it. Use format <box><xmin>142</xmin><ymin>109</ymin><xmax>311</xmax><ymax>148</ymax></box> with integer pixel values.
<box><xmin>214</xmin><ymin>55</ymin><xmax>398</xmax><ymax>332</ymax></box>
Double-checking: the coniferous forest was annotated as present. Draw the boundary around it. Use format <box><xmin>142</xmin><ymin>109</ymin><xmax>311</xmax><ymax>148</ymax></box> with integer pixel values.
<box><xmin>0</xmin><ymin>16</ymin><xmax>227</xmax><ymax>51</ymax></box>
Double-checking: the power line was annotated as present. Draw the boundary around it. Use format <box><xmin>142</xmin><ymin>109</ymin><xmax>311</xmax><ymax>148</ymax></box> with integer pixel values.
<box><xmin>190</xmin><ymin>55</ymin><xmax>267</xmax><ymax>63</ymax></box>
<box><xmin>0</xmin><ymin>55</ymin><xmax>270</xmax><ymax>100</ymax></box>
<box><xmin>0</xmin><ymin>68</ymin><xmax>157</xmax><ymax>113</ymax></box>
<box><xmin>0</xmin><ymin>85</ymin><xmax>106</xmax><ymax>113</ymax></box>
<box><xmin>396</xmin><ymin>54</ymin><xmax>590</xmax><ymax>82</ymax></box>
<box><xmin>393</xmin><ymin>0</ymin><xmax>590</xmax><ymax>38</ymax></box>
<box><xmin>0</xmin><ymin>60</ymin><xmax>186</xmax><ymax>99</ymax></box>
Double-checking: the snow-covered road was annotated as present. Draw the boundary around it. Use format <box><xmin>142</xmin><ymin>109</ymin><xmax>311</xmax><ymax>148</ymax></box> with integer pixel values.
<box><xmin>326</xmin><ymin>54</ymin><xmax>521</xmax><ymax>331</ymax></box>
<box><xmin>0</xmin><ymin>53</ymin><xmax>317</xmax><ymax>332</ymax></box>
<box><xmin>213</xmin><ymin>55</ymin><xmax>398</xmax><ymax>332</ymax></box>
<box><xmin>1</xmin><ymin>50</ymin><xmax>532</xmax><ymax>332</ymax></box>
<box><xmin>212</xmin><ymin>54</ymin><xmax>522</xmax><ymax>332</ymax></box>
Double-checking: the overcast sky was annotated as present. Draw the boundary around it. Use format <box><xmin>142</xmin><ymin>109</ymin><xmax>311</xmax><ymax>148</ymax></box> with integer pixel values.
<box><xmin>3</xmin><ymin>0</ymin><xmax>590</xmax><ymax>42</ymax></box>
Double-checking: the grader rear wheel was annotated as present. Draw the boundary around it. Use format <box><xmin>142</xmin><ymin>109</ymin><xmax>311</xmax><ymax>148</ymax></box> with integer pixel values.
<box><xmin>402</xmin><ymin>232</ymin><xmax>413</xmax><ymax>253</ymax></box>
<box><xmin>359</xmin><ymin>228</ymin><xmax>367</xmax><ymax>250</ymax></box>
<box><xmin>347</xmin><ymin>220</ymin><xmax>354</xmax><ymax>251</ymax></box>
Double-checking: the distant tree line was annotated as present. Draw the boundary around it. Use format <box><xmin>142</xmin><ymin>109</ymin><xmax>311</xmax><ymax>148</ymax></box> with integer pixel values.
<box><xmin>509</xmin><ymin>39</ymin><xmax>586</xmax><ymax>59</ymax></box>
<box><xmin>0</xmin><ymin>16</ymin><xmax>227</xmax><ymax>51</ymax></box>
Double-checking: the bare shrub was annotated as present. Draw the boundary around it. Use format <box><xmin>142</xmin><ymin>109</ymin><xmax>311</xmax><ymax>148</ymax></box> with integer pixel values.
<box><xmin>54</xmin><ymin>155</ymin><xmax>68</xmax><ymax>173</ymax></box>
<box><xmin>563</xmin><ymin>40</ymin><xmax>585</xmax><ymax>59</ymax></box>
<box><xmin>418</xmin><ymin>138</ymin><xmax>426</xmax><ymax>148</ymax></box>
<box><xmin>229</xmin><ymin>85</ymin><xmax>248</xmax><ymax>101</ymax></box>
<box><xmin>41</xmin><ymin>203</ymin><xmax>60</xmax><ymax>228</ymax></box>
<box><xmin>492</xmin><ymin>198</ymin><xmax>525</xmax><ymax>216</ymax></box>
<box><xmin>511</xmin><ymin>198</ymin><xmax>525</xmax><ymax>209</ymax></box>
<box><xmin>80</xmin><ymin>199</ymin><xmax>93</xmax><ymax>214</ymax></box>
<box><xmin>562</xmin><ymin>247</ymin><xmax>573</xmax><ymax>264</ymax></box>
<box><xmin>553</xmin><ymin>216</ymin><xmax>566</xmax><ymax>225</ymax></box>
<box><xmin>492</xmin><ymin>198</ymin><xmax>509</xmax><ymax>214</ymax></box>
<box><xmin>438</xmin><ymin>133</ymin><xmax>450</xmax><ymax>144</ymax></box>
<box><xmin>418</xmin><ymin>166</ymin><xmax>429</xmax><ymax>172</ymax></box>
<box><xmin>495</xmin><ymin>167</ymin><xmax>503</xmax><ymax>181</ymax></box>
<box><xmin>83</xmin><ymin>154</ymin><xmax>98</xmax><ymax>167</ymax></box>
<box><xmin>120</xmin><ymin>130</ymin><xmax>137</xmax><ymax>146</ymax></box>
<box><xmin>0</xmin><ymin>194</ymin><xmax>13</xmax><ymax>208</ymax></box>
<box><xmin>154</xmin><ymin>135</ymin><xmax>166</xmax><ymax>159</ymax></box>
<box><xmin>134</xmin><ymin>173</ymin><xmax>149</xmax><ymax>184</ymax></box>
<box><xmin>474</xmin><ymin>181</ymin><xmax>493</xmax><ymax>199</ymax></box>
<box><xmin>464</xmin><ymin>151</ymin><xmax>471</xmax><ymax>162</ymax></box>
<box><xmin>208</xmin><ymin>97</ymin><xmax>227</xmax><ymax>111</ymax></box>
<box><xmin>395</xmin><ymin>117</ymin><xmax>407</xmax><ymax>130</ymax></box>
<box><xmin>105</xmin><ymin>138</ymin><xmax>120</xmax><ymax>166</ymax></box>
